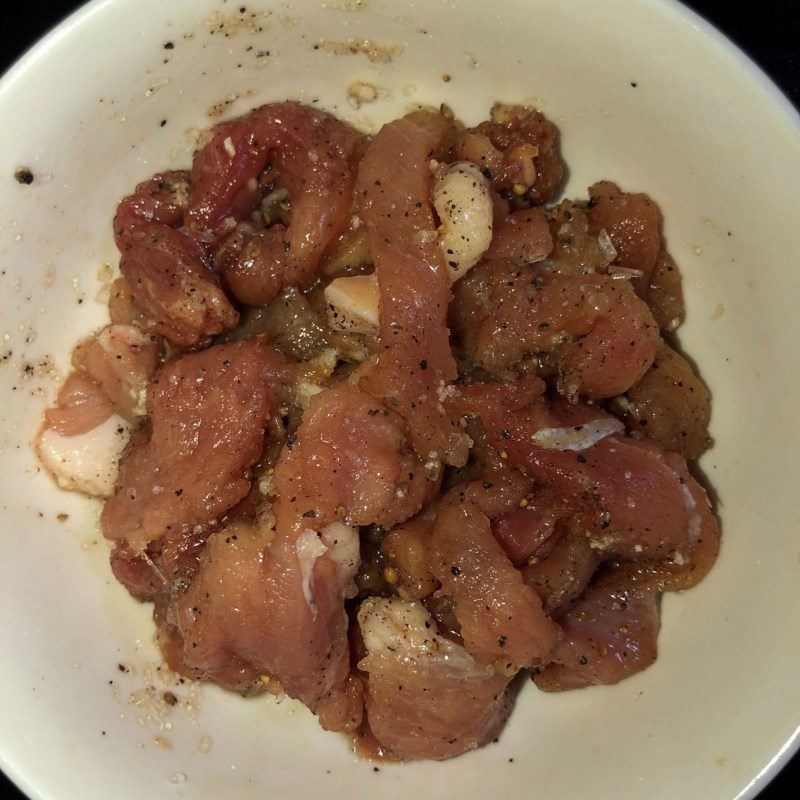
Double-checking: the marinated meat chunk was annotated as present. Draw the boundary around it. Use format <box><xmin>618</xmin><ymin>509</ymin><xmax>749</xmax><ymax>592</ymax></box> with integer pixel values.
<box><xmin>431</xmin><ymin>478</ymin><xmax>558</xmax><ymax>668</ymax></box>
<box><xmin>488</xmin><ymin>471</ymin><xmax>602</xmax><ymax>611</ymax></box>
<box><xmin>173</xmin><ymin>518</ymin><xmax>361</xmax><ymax>715</ymax></box>
<box><xmin>273</xmin><ymin>383</ymin><xmax>435</xmax><ymax>532</ymax></box>
<box><xmin>481</xmin><ymin>208</ymin><xmax>553</xmax><ymax>268</ymax></box>
<box><xmin>521</xmin><ymin>526</ymin><xmax>603</xmax><ymax>614</ymax></box>
<box><xmin>454</xmin><ymin>270</ymin><xmax>660</xmax><ymax>399</ymax></box>
<box><xmin>107</xmin><ymin>277</ymin><xmax>151</xmax><ymax>329</ymax></box>
<box><xmin>42</xmin><ymin>371</ymin><xmax>114</xmax><ymax>436</ymax></box>
<box><xmin>586</xmin><ymin>181</ymin><xmax>663</xmax><ymax>296</ymax></box>
<box><xmin>188</xmin><ymin>103</ymin><xmax>364</xmax><ymax>304</ymax></box>
<box><xmin>535</xmin><ymin>577</ymin><xmax>660</xmax><ymax>691</ymax></box>
<box><xmin>358</xmin><ymin>597</ymin><xmax>514</xmax><ymax>760</ymax></box>
<box><xmin>455</xmin><ymin>104</ymin><xmax>564</xmax><ymax>204</ymax></box>
<box><xmin>189</xmin><ymin>102</ymin><xmax>363</xmax><ymax>240</ymax></box>
<box><xmin>101</xmin><ymin>339</ymin><xmax>287</xmax><ymax>554</ymax></box>
<box><xmin>38</xmin><ymin>372</ymin><xmax>130</xmax><ymax>497</ymax></box>
<box><xmin>449</xmin><ymin>208</ymin><xmax>553</xmax><ymax>335</ymax></box>
<box><xmin>114</xmin><ymin>173</ymin><xmax>238</xmax><ymax>347</ymax></box>
<box><xmin>380</xmin><ymin>515</ymin><xmax>438</xmax><ymax>602</ymax></box>
<box><xmin>547</xmin><ymin>200</ymin><xmax>612</xmax><ymax>276</ymax></box>
<box><xmin>646</xmin><ymin>250</ymin><xmax>685</xmax><ymax>331</ymax></box>
<box><xmin>605</xmin><ymin>462</ymin><xmax>720</xmax><ymax>593</ymax></box>
<box><xmin>613</xmin><ymin>342</ymin><xmax>712</xmax><ymax>459</ymax></box>
<box><xmin>356</xmin><ymin>110</ymin><xmax>470</xmax><ymax>466</ymax></box>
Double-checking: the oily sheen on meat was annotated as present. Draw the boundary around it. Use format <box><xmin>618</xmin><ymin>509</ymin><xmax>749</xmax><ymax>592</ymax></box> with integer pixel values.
<box><xmin>37</xmin><ymin>99</ymin><xmax>720</xmax><ymax>763</ymax></box>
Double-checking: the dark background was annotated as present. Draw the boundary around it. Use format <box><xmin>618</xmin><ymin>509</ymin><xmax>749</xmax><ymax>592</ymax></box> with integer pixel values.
<box><xmin>0</xmin><ymin>1</ymin><xmax>797</xmax><ymax>798</ymax></box>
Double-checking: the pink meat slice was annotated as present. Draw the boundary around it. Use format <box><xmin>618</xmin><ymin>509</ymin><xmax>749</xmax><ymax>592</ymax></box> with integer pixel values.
<box><xmin>455</xmin><ymin>271</ymin><xmax>659</xmax><ymax>400</ymax></box>
<box><xmin>72</xmin><ymin>324</ymin><xmax>160</xmax><ymax>420</ymax></box>
<box><xmin>358</xmin><ymin>596</ymin><xmax>514</xmax><ymax>761</ymax></box>
<box><xmin>586</xmin><ymin>180</ymin><xmax>663</xmax><ymax>297</ymax></box>
<box><xmin>608</xmin><ymin>457</ymin><xmax>721</xmax><ymax>593</ymax></box>
<box><xmin>169</xmin><ymin>521</ymin><xmax>286</xmax><ymax>692</ymax></box>
<box><xmin>557</xmin><ymin>276</ymin><xmax>660</xmax><ymax>399</ymax></box>
<box><xmin>462</xmin><ymin>380</ymin><xmax>717</xmax><ymax>561</ymax></box>
<box><xmin>274</xmin><ymin>383</ymin><xmax>435</xmax><ymax>531</ymax></box>
<box><xmin>101</xmin><ymin>338</ymin><xmax>286</xmax><ymax>554</ymax></box>
<box><xmin>110</xmin><ymin>546</ymin><xmax>168</xmax><ymax>603</ymax></box>
<box><xmin>534</xmin><ymin>577</ymin><xmax>660</xmax><ymax>691</ymax></box>
<box><xmin>173</xmin><ymin>518</ymin><xmax>357</xmax><ymax>707</ymax></box>
<box><xmin>187</xmin><ymin>102</ymin><xmax>364</xmax><ymax>303</ymax></box>
<box><xmin>448</xmin><ymin>208</ymin><xmax>552</xmax><ymax>336</ymax></box>
<box><xmin>115</xmin><ymin>171</ymin><xmax>238</xmax><ymax>347</ymax></box>
<box><xmin>431</xmin><ymin>478</ymin><xmax>559</xmax><ymax>668</ymax></box>
<box><xmin>356</xmin><ymin>111</ymin><xmax>470</xmax><ymax>466</ymax></box>
<box><xmin>42</xmin><ymin>371</ymin><xmax>114</xmax><ymax>436</ymax></box>
<box><xmin>617</xmin><ymin>341</ymin><xmax>712</xmax><ymax>461</ymax></box>
<box><xmin>117</xmin><ymin>170</ymin><xmax>190</xmax><ymax>228</ymax></box>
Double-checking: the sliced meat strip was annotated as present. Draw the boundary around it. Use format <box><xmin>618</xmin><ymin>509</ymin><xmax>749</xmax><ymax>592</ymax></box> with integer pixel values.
<box><xmin>274</xmin><ymin>383</ymin><xmax>435</xmax><ymax>532</ymax></box>
<box><xmin>586</xmin><ymin>180</ymin><xmax>663</xmax><ymax>297</ymax></box>
<box><xmin>187</xmin><ymin>102</ymin><xmax>364</xmax><ymax>304</ymax></box>
<box><xmin>491</xmin><ymin>482</ymin><xmax>581</xmax><ymax>567</ymax></box>
<box><xmin>454</xmin><ymin>269</ymin><xmax>660</xmax><ymax>400</ymax></box>
<box><xmin>38</xmin><ymin>385</ymin><xmax>131</xmax><ymax>499</ymax></box>
<box><xmin>449</xmin><ymin>208</ymin><xmax>553</xmax><ymax>335</ymax></box>
<box><xmin>646</xmin><ymin>249</ymin><xmax>685</xmax><ymax>332</ymax></box>
<box><xmin>174</xmin><ymin>518</ymin><xmax>364</xmax><ymax>716</ymax></box>
<box><xmin>101</xmin><ymin>338</ymin><xmax>287</xmax><ymax>554</ymax></box>
<box><xmin>482</xmin><ymin>208</ymin><xmax>553</xmax><ymax>268</ymax></box>
<box><xmin>521</xmin><ymin>524</ymin><xmax>603</xmax><ymax>614</ymax></box>
<box><xmin>115</xmin><ymin>171</ymin><xmax>238</xmax><ymax>347</ymax></box>
<box><xmin>356</xmin><ymin>110</ymin><xmax>470</xmax><ymax>466</ymax></box>
<box><xmin>534</xmin><ymin>576</ymin><xmax>660</xmax><ymax>691</ymax></box>
<box><xmin>613</xmin><ymin>342</ymin><xmax>712</xmax><ymax>460</ymax></box>
<box><xmin>605</xmin><ymin>458</ymin><xmax>720</xmax><ymax>593</ymax></box>
<box><xmin>358</xmin><ymin>596</ymin><xmax>514</xmax><ymax>760</ymax></box>
<box><xmin>42</xmin><ymin>371</ymin><xmax>114</xmax><ymax>436</ymax></box>
<box><xmin>430</xmin><ymin>474</ymin><xmax>559</xmax><ymax>669</ymax></box>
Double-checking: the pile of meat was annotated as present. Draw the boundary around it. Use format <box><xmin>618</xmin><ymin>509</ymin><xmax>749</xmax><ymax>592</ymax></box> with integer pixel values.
<box><xmin>37</xmin><ymin>101</ymin><xmax>718</xmax><ymax>761</ymax></box>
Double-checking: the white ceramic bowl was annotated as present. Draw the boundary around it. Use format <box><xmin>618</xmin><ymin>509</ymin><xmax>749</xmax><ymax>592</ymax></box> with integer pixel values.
<box><xmin>1</xmin><ymin>1</ymin><xmax>798</xmax><ymax>798</ymax></box>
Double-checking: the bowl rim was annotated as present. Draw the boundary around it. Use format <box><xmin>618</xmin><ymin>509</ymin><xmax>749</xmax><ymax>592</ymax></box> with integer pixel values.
<box><xmin>1</xmin><ymin>1</ymin><xmax>799</xmax><ymax>799</ymax></box>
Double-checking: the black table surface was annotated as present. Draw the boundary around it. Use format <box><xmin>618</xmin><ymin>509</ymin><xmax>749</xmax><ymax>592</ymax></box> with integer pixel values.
<box><xmin>1</xmin><ymin>1</ymin><xmax>797</xmax><ymax>798</ymax></box>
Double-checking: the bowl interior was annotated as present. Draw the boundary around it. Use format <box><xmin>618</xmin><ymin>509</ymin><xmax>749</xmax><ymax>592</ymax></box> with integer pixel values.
<box><xmin>1</xmin><ymin>1</ymin><xmax>799</xmax><ymax>799</ymax></box>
